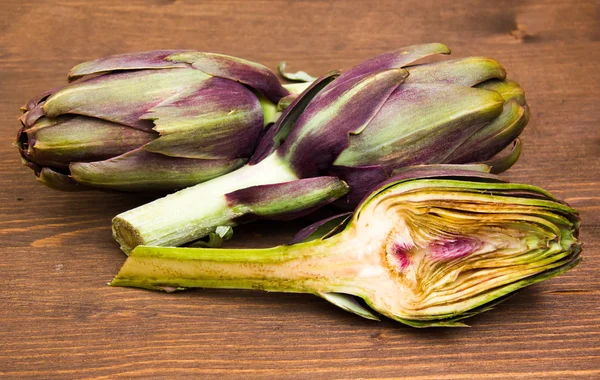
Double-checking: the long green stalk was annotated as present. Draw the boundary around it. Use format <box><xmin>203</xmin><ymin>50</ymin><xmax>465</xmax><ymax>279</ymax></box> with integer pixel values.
<box><xmin>112</xmin><ymin>153</ymin><xmax>299</xmax><ymax>254</ymax></box>
<box><xmin>110</xmin><ymin>234</ymin><xmax>360</xmax><ymax>293</ymax></box>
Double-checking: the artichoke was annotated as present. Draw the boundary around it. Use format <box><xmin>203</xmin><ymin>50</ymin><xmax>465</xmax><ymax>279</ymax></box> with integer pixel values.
<box><xmin>113</xmin><ymin>43</ymin><xmax>529</xmax><ymax>253</ymax></box>
<box><xmin>111</xmin><ymin>166</ymin><xmax>581</xmax><ymax>327</ymax></box>
<box><xmin>17</xmin><ymin>50</ymin><xmax>290</xmax><ymax>191</ymax></box>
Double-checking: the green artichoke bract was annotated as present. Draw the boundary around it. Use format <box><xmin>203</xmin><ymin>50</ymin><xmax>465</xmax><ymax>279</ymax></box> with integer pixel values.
<box><xmin>112</xmin><ymin>43</ymin><xmax>529</xmax><ymax>253</ymax></box>
<box><xmin>111</xmin><ymin>166</ymin><xmax>581</xmax><ymax>327</ymax></box>
<box><xmin>17</xmin><ymin>50</ymin><xmax>289</xmax><ymax>191</ymax></box>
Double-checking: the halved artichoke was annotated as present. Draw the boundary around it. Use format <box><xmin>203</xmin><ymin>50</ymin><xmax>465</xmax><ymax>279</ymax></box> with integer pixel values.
<box><xmin>111</xmin><ymin>166</ymin><xmax>581</xmax><ymax>327</ymax></box>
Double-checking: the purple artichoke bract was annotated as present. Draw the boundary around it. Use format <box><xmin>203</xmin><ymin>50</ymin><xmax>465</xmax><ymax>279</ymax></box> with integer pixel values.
<box><xmin>112</xmin><ymin>43</ymin><xmax>530</xmax><ymax>254</ymax></box>
<box><xmin>17</xmin><ymin>51</ymin><xmax>288</xmax><ymax>191</ymax></box>
<box><xmin>111</xmin><ymin>166</ymin><xmax>581</xmax><ymax>327</ymax></box>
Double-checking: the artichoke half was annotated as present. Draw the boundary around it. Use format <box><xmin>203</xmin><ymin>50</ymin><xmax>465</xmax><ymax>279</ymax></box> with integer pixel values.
<box><xmin>111</xmin><ymin>167</ymin><xmax>581</xmax><ymax>327</ymax></box>
<box><xmin>113</xmin><ymin>43</ymin><xmax>529</xmax><ymax>253</ymax></box>
<box><xmin>17</xmin><ymin>50</ymin><xmax>289</xmax><ymax>191</ymax></box>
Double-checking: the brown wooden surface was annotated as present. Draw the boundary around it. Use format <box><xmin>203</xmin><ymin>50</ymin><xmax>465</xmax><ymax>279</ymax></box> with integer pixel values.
<box><xmin>1</xmin><ymin>0</ymin><xmax>599</xmax><ymax>378</ymax></box>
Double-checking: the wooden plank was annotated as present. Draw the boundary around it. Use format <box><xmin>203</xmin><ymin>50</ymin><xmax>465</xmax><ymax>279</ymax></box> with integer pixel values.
<box><xmin>0</xmin><ymin>0</ymin><xmax>598</xmax><ymax>378</ymax></box>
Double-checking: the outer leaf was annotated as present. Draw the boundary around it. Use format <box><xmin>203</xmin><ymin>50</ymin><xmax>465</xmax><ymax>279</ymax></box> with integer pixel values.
<box><xmin>70</xmin><ymin>148</ymin><xmax>246</xmax><ymax>191</ymax></box>
<box><xmin>445</xmin><ymin>99</ymin><xmax>529</xmax><ymax>165</ymax></box>
<box><xmin>20</xmin><ymin>116</ymin><xmax>155</xmax><ymax>168</ymax></box>
<box><xmin>225</xmin><ymin>176</ymin><xmax>349</xmax><ymax>221</ymax></box>
<box><xmin>37</xmin><ymin>167</ymin><xmax>85</xmax><ymax>191</ymax></box>
<box><xmin>21</xmin><ymin>103</ymin><xmax>47</xmax><ymax>128</ymax></box>
<box><xmin>477</xmin><ymin>80</ymin><xmax>527</xmax><ymax>105</ymax></box>
<box><xmin>43</xmin><ymin>68</ymin><xmax>212</xmax><ymax>130</ymax></box>
<box><xmin>289</xmin><ymin>212</ymin><xmax>352</xmax><ymax>244</ymax></box>
<box><xmin>319</xmin><ymin>292</ymin><xmax>380</xmax><ymax>321</ymax></box>
<box><xmin>482</xmin><ymin>139</ymin><xmax>522</xmax><ymax>174</ymax></box>
<box><xmin>68</xmin><ymin>50</ymin><xmax>189</xmax><ymax>80</ymax></box>
<box><xmin>21</xmin><ymin>86</ymin><xmax>60</xmax><ymax>113</ymax></box>
<box><xmin>330</xmin><ymin>43</ymin><xmax>450</xmax><ymax>91</ymax></box>
<box><xmin>333</xmin><ymin>84</ymin><xmax>505</xmax><ymax>171</ymax></box>
<box><xmin>328</xmin><ymin>165</ymin><xmax>389</xmax><ymax>209</ymax></box>
<box><xmin>249</xmin><ymin>71</ymin><xmax>340</xmax><ymax>165</ymax></box>
<box><xmin>167</xmin><ymin>52</ymin><xmax>289</xmax><ymax>103</ymax></box>
<box><xmin>280</xmin><ymin>69</ymin><xmax>408</xmax><ymax>176</ymax></box>
<box><xmin>142</xmin><ymin>77</ymin><xmax>263</xmax><ymax>159</ymax></box>
<box><xmin>405</xmin><ymin>57</ymin><xmax>506</xmax><ymax>86</ymax></box>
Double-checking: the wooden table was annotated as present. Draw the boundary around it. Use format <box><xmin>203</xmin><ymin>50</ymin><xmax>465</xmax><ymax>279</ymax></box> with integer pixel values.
<box><xmin>1</xmin><ymin>1</ymin><xmax>599</xmax><ymax>378</ymax></box>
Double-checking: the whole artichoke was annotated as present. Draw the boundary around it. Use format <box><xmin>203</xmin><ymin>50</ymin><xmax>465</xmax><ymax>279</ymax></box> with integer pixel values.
<box><xmin>111</xmin><ymin>166</ymin><xmax>581</xmax><ymax>327</ymax></box>
<box><xmin>17</xmin><ymin>51</ymin><xmax>288</xmax><ymax>191</ymax></box>
<box><xmin>113</xmin><ymin>43</ymin><xmax>530</xmax><ymax>253</ymax></box>
<box><xmin>271</xmin><ymin>43</ymin><xmax>529</xmax><ymax>206</ymax></box>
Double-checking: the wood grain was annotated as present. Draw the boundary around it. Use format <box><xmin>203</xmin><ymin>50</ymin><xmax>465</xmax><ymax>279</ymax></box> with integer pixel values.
<box><xmin>1</xmin><ymin>0</ymin><xmax>599</xmax><ymax>378</ymax></box>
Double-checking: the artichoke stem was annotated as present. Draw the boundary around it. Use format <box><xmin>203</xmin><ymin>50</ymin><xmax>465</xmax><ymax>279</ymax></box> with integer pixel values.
<box><xmin>110</xmin><ymin>234</ymin><xmax>355</xmax><ymax>293</ymax></box>
<box><xmin>256</xmin><ymin>92</ymin><xmax>280</xmax><ymax>126</ymax></box>
<box><xmin>112</xmin><ymin>153</ymin><xmax>299</xmax><ymax>254</ymax></box>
